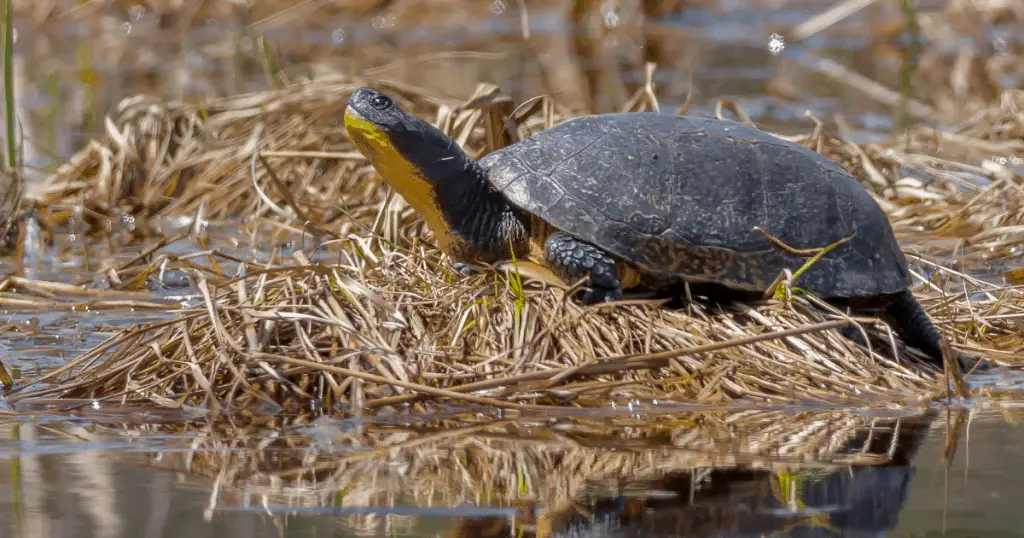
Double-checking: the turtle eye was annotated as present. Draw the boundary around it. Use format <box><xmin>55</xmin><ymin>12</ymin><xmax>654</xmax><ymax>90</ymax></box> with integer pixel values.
<box><xmin>369</xmin><ymin>94</ymin><xmax>393</xmax><ymax>110</ymax></box>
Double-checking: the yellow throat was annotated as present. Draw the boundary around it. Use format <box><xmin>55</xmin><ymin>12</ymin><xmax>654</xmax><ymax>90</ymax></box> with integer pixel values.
<box><xmin>344</xmin><ymin>106</ymin><xmax>463</xmax><ymax>256</ymax></box>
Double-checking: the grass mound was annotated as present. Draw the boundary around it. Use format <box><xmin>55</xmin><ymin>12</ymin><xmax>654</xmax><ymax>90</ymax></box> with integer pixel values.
<box><xmin>8</xmin><ymin>226</ymin><xmax>1018</xmax><ymax>412</ymax></box>
<box><xmin>10</xmin><ymin>70</ymin><xmax>1024</xmax><ymax>411</ymax></box>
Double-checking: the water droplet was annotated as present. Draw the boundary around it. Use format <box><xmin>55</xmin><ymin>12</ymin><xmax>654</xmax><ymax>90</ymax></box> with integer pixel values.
<box><xmin>603</xmin><ymin>10</ymin><xmax>620</xmax><ymax>27</ymax></box>
<box><xmin>769</xmin><ymin>33</ymin><xmax>785</xmax><ymax>55</ymax></box>
<box><xmin>490</xmin><ymin>0</ymin><xmax>506</xmax><ymax>14</ymax></box>
<box><xmin>91</xmin><ymin>400</ymin><xmax>101</xmax><ymax>409</ymax></box>
<box><xmin>130</xmin><ymin>5</ymin><xmax>146</xmax><ymax>20</ymax></box>
<box><xmin>371</xmin><ymin>14</ymin><xmax>396</xmax><ymax>30</ymax></box>
<box><xmin>331</xmin><ymin>29</ymin><xmax>345</xmax><ymax>46</ymax></box>
<box><xmin>11</xmin><ymin>28</ymin><xmax>16</xmax><ymax>44</ymax></box>
<box><xmin>122</xmin><ymin>22</ymin><xmax>132</xmax><ymax>35</ymax></box>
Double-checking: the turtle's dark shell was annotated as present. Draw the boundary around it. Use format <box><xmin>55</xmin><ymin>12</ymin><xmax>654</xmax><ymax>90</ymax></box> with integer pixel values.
<box><xmin>479</xmin><ymin>113</ymin><xmax>911</xmax><ymax>299</ymax></box>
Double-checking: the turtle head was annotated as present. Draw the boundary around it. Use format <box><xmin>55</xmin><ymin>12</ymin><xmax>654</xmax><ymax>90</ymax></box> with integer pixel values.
<box><xmin>345</xmin><ymin>87</ymin><xmax>478</xmax><ymax>254</ymax></box>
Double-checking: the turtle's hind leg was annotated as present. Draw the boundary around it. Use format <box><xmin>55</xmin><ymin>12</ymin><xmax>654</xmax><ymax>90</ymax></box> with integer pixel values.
<box><xmin>884</xmin><ymin>289</ymin><xmax>945</xmax><ymax>367</ymax></box>
<box><xmin>544</xmin><ymin>231</ymin><xmax>622</xmax><ymax>305</ymax></box>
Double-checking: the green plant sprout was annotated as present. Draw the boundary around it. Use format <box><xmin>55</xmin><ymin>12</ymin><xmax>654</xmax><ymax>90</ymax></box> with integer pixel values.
<box><xmin>771</xmin><ymin>233</ymin><xmax>853</xmax><ymax>301</ymax></box>
<box><xmin>506</xmin><ymin>239</ymin><xmax>526</xmax><ymax>323</ymax></box>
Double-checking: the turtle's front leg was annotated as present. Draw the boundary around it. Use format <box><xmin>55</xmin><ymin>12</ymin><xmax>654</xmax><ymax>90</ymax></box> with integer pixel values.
<box><xmin>543</xmin><ymin>231</ymin><xmax>622</xmax><ymax>305</ymax></box>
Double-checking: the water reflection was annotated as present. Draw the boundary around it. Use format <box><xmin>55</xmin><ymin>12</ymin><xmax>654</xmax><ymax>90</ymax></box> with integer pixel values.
<box><xmin>446</xmin><ymin>411</ymin><xmax>934</xmax><ymax>537</ymax></box>
<box><xmin>1</xmin><ymin>408</ymin><xmax>1021</xmax><ymax>537</ymax></box>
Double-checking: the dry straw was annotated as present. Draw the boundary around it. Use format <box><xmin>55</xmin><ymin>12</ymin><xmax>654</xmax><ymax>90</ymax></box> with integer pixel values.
<box><xmin>9</xmin><ymin>63</ymin><xmax>1023</xmax><ymax>412</ymax></box>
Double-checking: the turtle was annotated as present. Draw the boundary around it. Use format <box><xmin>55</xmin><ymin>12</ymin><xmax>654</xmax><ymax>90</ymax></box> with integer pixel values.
<box><xmin>344</xmin><ymin>86</ymin><xmax>950</xmax><ymax>369</ymax></box>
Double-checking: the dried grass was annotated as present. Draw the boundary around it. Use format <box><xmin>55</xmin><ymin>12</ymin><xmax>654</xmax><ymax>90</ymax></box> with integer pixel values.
<box><xmin>9</xmin><ymin>0</ymin><xmax>1024</xmax><ymax>412</ymax></box>
<box><xmin>7</xmin><ymin>217</ymin><xmax>1021</xmax><ymax>413</ymax></box>
<box><xmin>10</xmin><ymin>62</ymin><xmax>1024</xmax><ymax>411</ymax></box>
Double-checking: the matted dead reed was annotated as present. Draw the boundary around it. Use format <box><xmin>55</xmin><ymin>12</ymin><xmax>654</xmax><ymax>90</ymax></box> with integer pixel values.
<box><xmin>116</xmin><ymin>410</ymin><xmax>937</xmax><ymax>536</ymax></box>
<box><xmin>24</xmin><ymin>68</ymin><xmax>1024</xmax><ymax>267</ymax></box>
<box><xmin>10</xmin><ymin>63</ymin><xmax>1024</xmax><ymax>411</ymax></box>
<box><xmin>8</xmin><ymin>218</ymin><xmax>1022</xmax><ymax>412</ymax></box>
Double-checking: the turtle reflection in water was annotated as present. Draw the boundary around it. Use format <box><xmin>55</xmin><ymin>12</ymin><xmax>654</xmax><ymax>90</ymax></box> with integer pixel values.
<box><xmin>344</xmin><ymin>87</ymin><xmax>949</xmax><ymax>370</ymax></box>
<box><xmin>441</xmin><ymin>415</ymin><xmax>932</xmax><ymax>537</ymax></box>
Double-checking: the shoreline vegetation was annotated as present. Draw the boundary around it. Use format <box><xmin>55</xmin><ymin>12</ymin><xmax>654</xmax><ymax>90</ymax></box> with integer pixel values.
<box><xmin>5</xmin><ymin>71</ymin><xmax>1021</xmax><ymax>413</ymax></box>
<box><xmin>0</xmin><ymin>0</ymin><xmax>1020</xmax><ymax>413</ymax></box>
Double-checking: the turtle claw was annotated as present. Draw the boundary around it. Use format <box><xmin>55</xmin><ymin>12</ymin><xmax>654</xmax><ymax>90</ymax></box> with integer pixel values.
<box><xmin>581</xmin><ymin>286</ymin><xmax>622</xmax><ymax>305</ymax></box>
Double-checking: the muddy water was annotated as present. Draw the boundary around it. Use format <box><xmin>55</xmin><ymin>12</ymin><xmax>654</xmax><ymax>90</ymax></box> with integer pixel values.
<box><xmin>2</xmin><ymin>1</ymin><xmax>1024</xmax><ymax>537</ymax></box>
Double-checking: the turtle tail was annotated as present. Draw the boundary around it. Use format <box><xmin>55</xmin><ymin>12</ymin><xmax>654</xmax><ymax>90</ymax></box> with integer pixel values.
<box><xmin>885</xmin><ymin>289</ymin><xmax>945</xmax><ymax>367</ymax></box>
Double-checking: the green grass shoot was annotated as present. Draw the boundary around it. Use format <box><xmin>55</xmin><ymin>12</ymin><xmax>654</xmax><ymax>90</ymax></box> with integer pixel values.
<box><xmin>3</xmin><ymin>0</ymin><xmax>15</xmax><ymax>169</ymax></box>
<box><xmin>772</xmin><ymin>235</ymin><xmax>851</xmax><ymax>301</ymax></box>
<box><xmin>256</xmin><ymin>36</ymin><xmax>285</xmax><ymax>89</ymax></box>
<box><xmin>507</xmin><ymin>239</ymin><xmax>526</xmax><ymax>322</ymax></box>
<box><xmin>895</xmin><ymin>0</ymin><xmax>922</xmax><ymax>133</ymax></box>
<box><xmin>459</xmin><ymin>318</ymin><xmax>476</xmax><ymax>336</ymax></box>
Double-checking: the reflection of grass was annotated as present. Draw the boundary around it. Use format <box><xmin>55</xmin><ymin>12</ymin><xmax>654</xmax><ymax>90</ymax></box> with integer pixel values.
<box><xmin>10</xmin><ymin>425</ymin><xmax>25</xmax><ymax>538</ymax></box>
<box><xmin>3</xmin><ymin>0</ymin><xmax>15</xmax><ymax>169</ymax></box>
<box><xmin>774</xmin><ymin>471</ymin><xmax>840</xmax><ymax>534</ymax></box>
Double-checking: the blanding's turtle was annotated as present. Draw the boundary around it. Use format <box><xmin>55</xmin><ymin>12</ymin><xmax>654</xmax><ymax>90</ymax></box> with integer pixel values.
<box><xmin>344</xmin><ymin>87</ymin><xmax>948</xmax><ymax>368</ymax></box>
